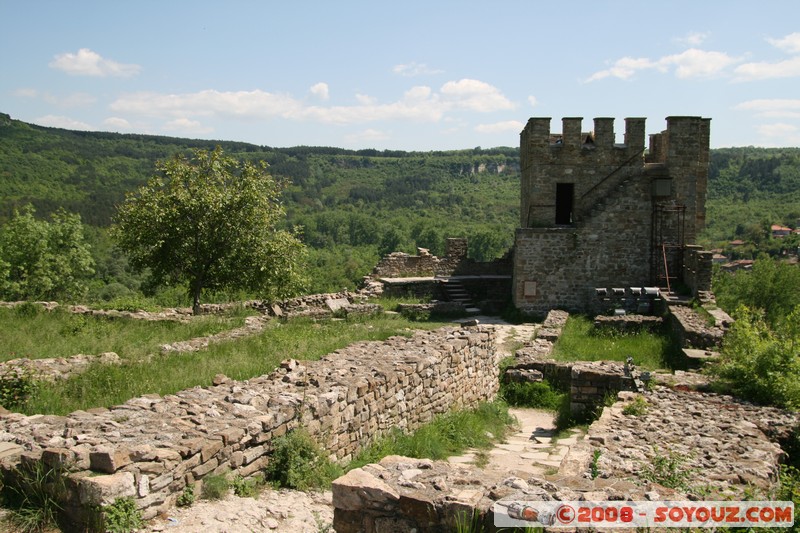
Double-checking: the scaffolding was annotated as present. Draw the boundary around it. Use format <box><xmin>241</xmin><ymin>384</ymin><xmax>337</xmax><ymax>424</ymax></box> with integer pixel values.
<box><xmin>651</xmin><ymin>202</ymin><xmax>686</xmax><ymax>294</ymax></box>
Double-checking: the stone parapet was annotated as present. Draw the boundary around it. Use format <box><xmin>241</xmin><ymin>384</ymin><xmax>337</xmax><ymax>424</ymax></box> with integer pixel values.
<box><xmin>668</xmin><ymin>304</ymin><xmax>726</xmax><ymax>349</ymax></box>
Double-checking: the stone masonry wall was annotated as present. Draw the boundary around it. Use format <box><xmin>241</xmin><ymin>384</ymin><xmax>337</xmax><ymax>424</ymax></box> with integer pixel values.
<box><xmin>0</xmin><ymin>325</ymin><xmax>498</xmax><ymax>527</ymax></box>
<box><xmin>513</xmin><ymin>171</ymin><xmax>654</xmax><ymax>315</ymax></box>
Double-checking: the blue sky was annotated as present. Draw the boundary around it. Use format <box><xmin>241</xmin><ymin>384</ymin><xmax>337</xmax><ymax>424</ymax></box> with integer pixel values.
<box><xmin>2</xmin><ymin>1</ymin><xmax>799</xmax><ymax>150</ymax></box>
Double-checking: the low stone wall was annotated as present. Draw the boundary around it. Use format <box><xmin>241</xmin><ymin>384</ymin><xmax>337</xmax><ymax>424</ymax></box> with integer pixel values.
<box><xmin>0</xmin><ymin>325</ymin><xmax>498</xmax><ymax>527</ymax></box>
<box><xmin>668</xmin><ymin>304</ymin><xmax>726</xmax><ymax>349</ymax></box>
<box><xmin>371</xmin><ymin>252</ymin><xmax>442</xmax><ymax>278</ymax></box>
<box><xmin>508</xmin><ymin>355</ymin><xmax>637</xmax><ymax>414</ymax></box>
<box><xmin>508</xmin><ymin>310</ymin><xmax>639</xmax><ymax>413</ymax></box>
<box><xmin>593</xmin><ymin>286</ymin><xmax>663</xmax><ymax>315</ymax></box>
<box><xmin>397</xmin><ymin>302</ymin><xmax>466</xmax><ymax>317</ymax></box>
<box><xmin>0</xmin><ymin>352</ymin><xmax>121</xmax><ymax>383</ymax></box>
<box><xmin>594</xmin><ymin>314</ymin><xmax>664</xmax><ymax>333</ymax></box>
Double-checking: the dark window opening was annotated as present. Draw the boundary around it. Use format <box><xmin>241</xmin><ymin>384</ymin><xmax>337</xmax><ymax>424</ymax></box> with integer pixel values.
<box><xmin>555</xmin><ymin>183</ymin><xmax>574</xmax><ymax>225</ymax></box>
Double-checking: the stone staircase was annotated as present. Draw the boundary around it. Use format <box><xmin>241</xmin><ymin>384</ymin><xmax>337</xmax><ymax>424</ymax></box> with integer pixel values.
<box><xmin>440</xmin><ymin>278</ymin><xmax>481</xmax><ymax>314</ymax></box>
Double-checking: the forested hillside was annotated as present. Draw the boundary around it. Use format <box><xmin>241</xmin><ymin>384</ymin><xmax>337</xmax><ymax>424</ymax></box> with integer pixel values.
<box><xmin>0</xmin><ymin>113</ymin><xmax>520</xmax><ymax>295</ymax></box>
<box><xmin>704</xmin><ymin>147</ymin><xmax>800</xmax><ymax>246</ymax></box>
<box><xmin>1</xmin><ymin>112</ymin><xmax>798</xmax><ymax>297</ymax></box>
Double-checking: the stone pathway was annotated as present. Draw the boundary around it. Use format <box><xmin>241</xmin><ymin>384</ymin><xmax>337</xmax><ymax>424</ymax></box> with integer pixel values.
<box><xmin>448</xmin><ymin>407</ymin><xmax>585</xmax><ymax>478</ymax></box>
<box><xmin>449</xmin><ymin>316</ymin><xmax>589</xmax><ymax>477</ymax></box>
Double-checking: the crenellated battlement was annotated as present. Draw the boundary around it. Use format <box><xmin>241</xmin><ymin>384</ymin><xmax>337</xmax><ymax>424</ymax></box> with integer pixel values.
<box><xmin>520</xmin><ymin>117</ymin><xmax>647</xmax><ymax>166</ymax></box>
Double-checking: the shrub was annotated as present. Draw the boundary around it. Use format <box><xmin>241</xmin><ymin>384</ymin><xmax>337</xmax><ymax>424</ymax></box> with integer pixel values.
<box><xmin>710</xmin><ymin>305</ymin><xmax>800</xmax><ymax>409</ymax></box>
<box><xmin>201</xmin><ymin>473</ymin><xmax>230</xmax><ymax>500</ymax></box>
<box><xmin>231</xmin><ymin>474</ymin><xmax>262</xmax><ymax>498</ymax></box>
<box><xmin>102</xmin><ymin>497</ymin><xmax>143</xmax><ymax>533</ymax></box>
<box><xmin>640</xmin><ymin>446</ymin><xmax>695</xmax><ymax>491</ymax></box>
<box><xmin>265</xmin><ymin>429</ymin><xmax>343</xmax><ymax>490</ymax></box>
<box><xmin>590</xmin><ymin>449</ymin><xmax>602</xmax><ymax>479</ymax></box>
<box><xmin>176</xmin><ymin>485</ymin><xmax>195</xmax><ymax>507</ymax></box>
<box><xmin>621</xmin><ymin>395</ymin><xmax>649</xmax><ymax>417</ymax></box>
<box><xmin>500</xmin><ymin>380</ymin><xmax>564</xmax><ymax>410</ymax></box>
<box><xmin>0</xmin><ymin>366</ymin><xmax>39</xmax><ymax>410</ymax></box>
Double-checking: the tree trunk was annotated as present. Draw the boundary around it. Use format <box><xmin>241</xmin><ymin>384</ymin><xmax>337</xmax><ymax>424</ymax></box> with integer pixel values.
<box><xmin>192</xmin><ymin>280</ymin><xmax>202</xmax><ymax>316</ymax></box>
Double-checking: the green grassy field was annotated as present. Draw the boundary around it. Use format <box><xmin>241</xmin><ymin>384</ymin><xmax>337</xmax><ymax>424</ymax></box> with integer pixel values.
<box><xmin>0</xmin><ymin>304</ymin><xmax>253</xmax><ymax>363</ymax></box>
<box><xmin>11</xmin><ymin>310</ymin><xmax>448</xmax><ymax>415</ymax></box>
<box><xmin>550</xmin><ymin>315</ymin><xmax>680</xmax><ymax>370</ymax></box>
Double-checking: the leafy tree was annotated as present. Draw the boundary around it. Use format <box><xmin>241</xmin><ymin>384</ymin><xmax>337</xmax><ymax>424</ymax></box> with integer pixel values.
<box><xmin>713</xmin><ymin>256</ymin><xmax>800</xmax><ymax>326</ymax></box>
<box><xmin>113</xmin><ymin>147</ymin><xmax>307</xmax><ymax>314</ymax></box>
<box><xmin>467</xmin><ymin>229</ymin><xmax>512</xmax><ymax>262</ymax></box>
<box><xmin>0</xmin><ymin>205</ymin><xmax>95</xmax><ymax>301</ymax></box>
<box><xmin>710</xmin><ymin>305</ymin><xmax>800</xmax><ymax>409</ymax></box>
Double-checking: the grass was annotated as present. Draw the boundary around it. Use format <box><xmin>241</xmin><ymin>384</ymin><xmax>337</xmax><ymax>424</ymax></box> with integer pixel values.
<box><xmin>551</xmin><ymin>315</ymin><xmax>679</xmax><ymax>370</ymax></box>
<box><xmin>347</xmin><ymin>401</ymin><xmax>516</xmax><ymax>471</ymax></box>
<box><xmin>20</xmin><ymin>313</ymin><xmax>449</xmax><ymax>415</ymax></box>
<box><xmin>1</xmin><ymin>462</ymin><xmax>67</xmax><ymax>533</ymax></box>
<box><xmin>0</xmin><ymin>304</ymin><xmax>254</xmax><ymax>363</ymax></box>
<box><xmin>370</xmin><ymin>295</ymin><xmax>431</xmax><ymax>312</ymax></box>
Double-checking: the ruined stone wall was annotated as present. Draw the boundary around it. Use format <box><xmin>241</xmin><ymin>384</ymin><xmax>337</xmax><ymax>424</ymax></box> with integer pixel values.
<box><xmin>0</xmin><ymin>325</ymin><xmax>498</xmax><ymax>526</ymax></box>
<box><xmin>668</xmin><ymin>304</ymin><xmax>726</xmax><ymax>349</ymax></box>
<box><xmin>370</xmin><ymin>238</ymin><xmax>511</xmax><ymax>280</ymax></box>
<box><xmin>371</xmin><ymin>252</ymin><xmax>443</xmax><ymax>278</ymax></box>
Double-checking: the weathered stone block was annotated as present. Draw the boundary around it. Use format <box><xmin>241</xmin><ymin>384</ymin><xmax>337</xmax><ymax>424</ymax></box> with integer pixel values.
<box><xmin>78</xmin><ymin>471</ymin><xmax>136</xmax><ymax>505</ymax></box>
<box><xmin>332</xmin><ymin>468</ymin><xmax>400</xmax><ymax>511</ymax></box>
<box><xmin>89</xmin><ymin>447</ymin><xmax>132</xmax><ymax>474</ymax></box>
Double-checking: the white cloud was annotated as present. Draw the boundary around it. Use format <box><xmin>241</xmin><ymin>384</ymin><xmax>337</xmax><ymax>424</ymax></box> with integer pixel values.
<box><xmin>310</xmin><ymin>82</ymin><xmax>329</xmax><ymax>100</ymax></box>
<box><xmin>732</xmin><ymin>33</ymin><xmax>800</xmax><ymax>81</ymax></box>
<box><xmin>109</xmin><ymin>79</ymin><xmax>515</xmax><ymax>127</ymax></box>
<box><xmin>474</xmin><ymin>120</ymin><xmax>525</xmax><ymax>134</ymax></box>
<box><xmin>34</xmin><ymin>115</ymin><xmax>93</xmax><ymax>130</ymax></box>
<box><xmin>355</xmin><ymin>93</ymin><xmax>377</xmax><ymax>105</ymax></box>
<box><xmin>585</xmin><ymin>57</ymin><xmax>658</xmax><ymax>82</ymax></box>
<box><xmin>528</xmin><ymin>95</ymin><xmax>538</xmax><ymax>108</ymax></box>
<box><xmin>392</xmin><ymin>62</ymin><xmax>443</xmax><ymax>77</ymax></box>
<box><xmin>756</xmin><ymin>122</ymin><xmax>798</xmax><ymax>137</ymax></box>
<box><xmin>163</xmin><ymin>118</ymin><xmax>213</xmax><ymax>134</ymax></box>
<box><xmin>111</xmin><ymin>89</ymin><xmax>303</xmax><ymax>118</ymax></box>
<box><xmin>675</xmin><ymin>32</ymin><xmax>709</xmax><ymax>47</ymax></box>
<box><xmin>767</xmin><ymin>32</ymin><xmax>800</xmax><ymax>54</ymax></box>
<box><xmin>734</xmin><ymin>99</ymin><xmax>800</xmax><ymax>118</ymax></box>
<box><xmin>586</xmin><ymin>48</ymin><xmax>738</xmax><ymax>82</ymax></box>
<box><xmin>49</xmin><ymin>48</ymin><xmax>141</xmax><ymax>77</ymax></box>
<box><xmin>754</xmin><ymin>123</ymin><xmax>800</xmax><ymax>146</ymax></box>
<box><xmin>103</xmin><ymin>117</ymin><xmax>133</xmax><ymax>130</ymax></box>
<box><xmin>660</xmin><ymin>49</ymin><xmax>738</xmax><ymax>78</ymax></box>
<box><xmin>13</xmin><ymin>88</ymin><xmax>96</xmax><ymax>107</ymax></box>
<box><xmin>439</xmin><ymin>79</ymin><xmax>515</xmax><ymax>112</ymax></box>
<box><xmin>733</xmin><ymin>56</ymin><xmax>800</xmax><ymax>81</ymax></box>
<box><xmin>344</xmin><ymin>128</ymin><xmax>390</xmax><ymax>145</ymax></box>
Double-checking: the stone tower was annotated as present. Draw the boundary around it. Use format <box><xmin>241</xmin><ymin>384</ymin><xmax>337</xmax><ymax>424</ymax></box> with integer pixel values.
<box><xmin>513</xmin><ymin>116</ymin><xmax>712</xmax><ymax>315</ymax></box>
